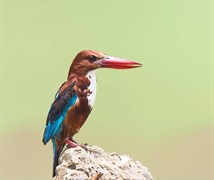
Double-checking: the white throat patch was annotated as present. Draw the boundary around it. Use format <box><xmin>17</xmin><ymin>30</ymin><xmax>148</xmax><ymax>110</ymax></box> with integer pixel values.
<box><xmin>86</xmin><ymin>70</ymin><xmax>97</xmax><ymax>108</ymax></box>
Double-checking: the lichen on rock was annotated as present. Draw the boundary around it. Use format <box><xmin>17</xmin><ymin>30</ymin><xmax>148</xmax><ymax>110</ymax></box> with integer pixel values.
<box><xmin>53</xmin><ymin>145</ymin><xmax>153</xmax><ymax>180</ymax></box>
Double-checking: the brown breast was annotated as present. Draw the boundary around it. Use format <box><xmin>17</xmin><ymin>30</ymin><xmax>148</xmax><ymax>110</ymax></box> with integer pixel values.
<box><xmin>62</xmin><ymin>76</ymin><xmax>92</xmax><ymax>139</ymax></box>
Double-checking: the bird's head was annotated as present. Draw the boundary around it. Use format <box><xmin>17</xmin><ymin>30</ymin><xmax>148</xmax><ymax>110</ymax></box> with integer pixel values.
<box><xmin>68</xmin><ymin>50</ymin><xmax>142</xmax><ymax>77</ymax></box>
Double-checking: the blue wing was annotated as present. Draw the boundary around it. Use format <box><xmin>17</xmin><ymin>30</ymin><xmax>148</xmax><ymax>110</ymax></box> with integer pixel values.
<box><xmin>42</xmin><ymin>81</ymin><xmax>77</xmax><ymax>144</ymax></box>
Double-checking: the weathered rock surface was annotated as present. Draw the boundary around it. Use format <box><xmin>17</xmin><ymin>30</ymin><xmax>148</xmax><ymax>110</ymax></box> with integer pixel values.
<box><xmin>53</xmin><ymin>145</ymin><xmax>153</xmax><ymax>180</ymax></box>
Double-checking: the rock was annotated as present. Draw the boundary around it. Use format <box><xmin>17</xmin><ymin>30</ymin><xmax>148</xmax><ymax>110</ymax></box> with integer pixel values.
<box><xmin>53</xmin><ymin>145</ymin><xmax>153</xmax><ymax>180</ymax></box>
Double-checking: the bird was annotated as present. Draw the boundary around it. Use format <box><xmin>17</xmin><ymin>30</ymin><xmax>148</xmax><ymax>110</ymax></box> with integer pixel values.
<box><xmin>42</xmin><ymin>50</ymin><xmax>142</xmax><ymax>177</ymax></box>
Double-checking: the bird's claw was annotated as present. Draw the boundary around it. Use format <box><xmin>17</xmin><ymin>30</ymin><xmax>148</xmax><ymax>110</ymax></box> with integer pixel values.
<box><xmin>65</xmin><ymin>138</ymin><xmax>88</xmax><ymax>151</ymax></box>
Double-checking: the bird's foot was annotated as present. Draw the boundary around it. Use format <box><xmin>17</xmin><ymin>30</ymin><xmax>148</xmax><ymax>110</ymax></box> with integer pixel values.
<box><xmin>65</xmin><ymin>138</ymin><xmax>88</xmax><ymax>151</ymax></box>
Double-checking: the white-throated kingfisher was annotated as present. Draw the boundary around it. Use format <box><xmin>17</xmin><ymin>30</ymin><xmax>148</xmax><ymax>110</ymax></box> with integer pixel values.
<box><xmin>42</xmin><ymin>50</ymin><xmax>142</xmax><ymax>177</ymax></box>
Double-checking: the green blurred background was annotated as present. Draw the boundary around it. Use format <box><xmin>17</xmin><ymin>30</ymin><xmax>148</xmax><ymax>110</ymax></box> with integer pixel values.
<box><xmin>1</xmin><ymin>0</ymin><xmax>212</xmax><ymax>179</ymax></box>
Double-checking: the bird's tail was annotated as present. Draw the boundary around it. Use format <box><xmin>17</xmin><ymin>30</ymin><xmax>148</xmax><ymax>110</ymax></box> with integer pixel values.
<box><xmin>52</xmin><ymin>139</ymin><xmax>61</xmax><ymax>177</ymax></box>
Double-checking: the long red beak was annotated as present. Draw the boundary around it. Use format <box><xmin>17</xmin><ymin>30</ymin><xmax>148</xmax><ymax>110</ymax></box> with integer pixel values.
<box><xmin>97</xmin><ymin>56</ymin><xmax>142</xmax><ymax>69</ymax></box>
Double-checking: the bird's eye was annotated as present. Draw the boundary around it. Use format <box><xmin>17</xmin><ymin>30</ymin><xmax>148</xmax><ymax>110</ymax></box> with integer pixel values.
<box><xmin>88</xmin><ymin>55</ymin><xmax>97</xmax><ymax>62</ymax></box>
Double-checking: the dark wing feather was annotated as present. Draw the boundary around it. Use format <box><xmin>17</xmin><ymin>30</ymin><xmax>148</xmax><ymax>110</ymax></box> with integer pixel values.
<box><xmin>42</xmin><ymin>81</ymin><xmax>77</xmax><ymax>144</ymax></box>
